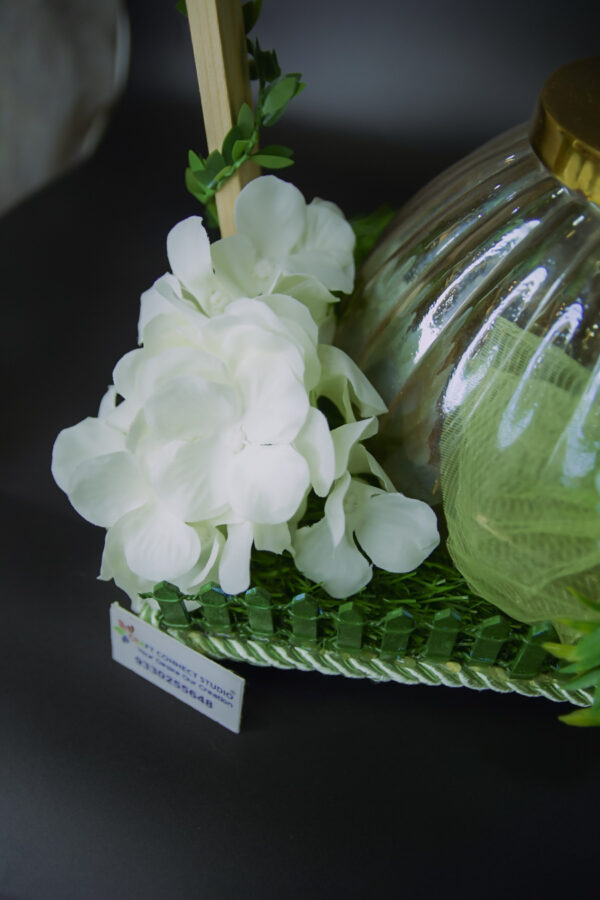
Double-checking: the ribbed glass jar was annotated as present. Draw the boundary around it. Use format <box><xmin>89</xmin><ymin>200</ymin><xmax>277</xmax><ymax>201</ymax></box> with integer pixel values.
<box><xmin>336</xmin><ymin>124</ymin><xmax>600</xmax><ymax>624</ymax></box>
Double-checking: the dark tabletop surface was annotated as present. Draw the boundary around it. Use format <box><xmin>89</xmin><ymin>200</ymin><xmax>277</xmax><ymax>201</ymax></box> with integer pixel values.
<box><xmin>3</xmin><ymin>3</ymin><xmax>600</xmax><ymax>898</ymax></box>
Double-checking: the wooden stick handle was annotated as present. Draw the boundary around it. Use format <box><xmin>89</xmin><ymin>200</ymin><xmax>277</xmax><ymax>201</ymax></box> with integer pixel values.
<box><xmin>187</xmin><ymin>0</ymin><xmax>259</xmax><ymax>237</ymax></box>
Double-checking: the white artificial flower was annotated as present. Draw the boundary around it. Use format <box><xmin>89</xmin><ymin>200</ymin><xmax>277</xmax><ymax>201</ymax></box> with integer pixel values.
<box><xmin>51</xmin><ymin>416</ymin><xmax>224</xmax><ymax>605</ymax></box>
<box><xmin>52</xmin><ymin>172</ymin><xmax>440</xmax><ymax>608</ymax></box>
<box><xmin>162</xmin><ymin>176</ymin><xmax>355</xmax><ymax>326</ymax></box>
<box><xmin>294</xmin><ymin>473</ymin><xmax>440</xmax><ymax>599</ymax></box>
<box><xmin>213</xmin><ymin>175</ymin><xmax>355</xmax><ymax>295</ymax></box>
<box><xmin>52</xmin><ymin>293</ymin><xmax>345</xmax><ymax>599</ymax></box>
<box><xmin>293</xmin><ymin>417</ymin><xmax>440</xmax><ymax>598</ymax></box>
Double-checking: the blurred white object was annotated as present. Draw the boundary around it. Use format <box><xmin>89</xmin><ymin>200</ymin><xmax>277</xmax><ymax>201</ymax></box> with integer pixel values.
<box><xmin>0</xmin><ymin>0</ymin><xmax>129</xmax><ymax>214</ymax></box>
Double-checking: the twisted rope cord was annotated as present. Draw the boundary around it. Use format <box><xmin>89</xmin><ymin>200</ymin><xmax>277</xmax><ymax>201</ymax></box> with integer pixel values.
<box><xmin>134</xmin><ymin>605</ymin><xmax>593</xmax><ymax>708</ymax></box>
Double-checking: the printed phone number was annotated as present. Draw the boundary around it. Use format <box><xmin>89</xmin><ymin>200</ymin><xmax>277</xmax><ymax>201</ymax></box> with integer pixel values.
<box><xmin>134</xmin><ymin>656</ymin><xmax>213</xmax><ymax>708</ymax></box>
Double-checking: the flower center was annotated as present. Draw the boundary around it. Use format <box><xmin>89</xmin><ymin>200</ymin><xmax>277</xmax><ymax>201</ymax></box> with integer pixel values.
<box><xmin>254</xmin><ymin>258</ymin><xmax>277</xmax><ymax>283</ymax></box>
<box><xmin>205</xmin><ymin>289</ymin><xmax>230</xmax><ymax>315</ymax></box>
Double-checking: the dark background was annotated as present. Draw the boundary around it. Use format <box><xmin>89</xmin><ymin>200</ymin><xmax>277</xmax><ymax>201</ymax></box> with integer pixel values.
<box><xmin>2</xmin><ymin>2</ymin><xmax>600</xmax><ymax>898</ymax></box>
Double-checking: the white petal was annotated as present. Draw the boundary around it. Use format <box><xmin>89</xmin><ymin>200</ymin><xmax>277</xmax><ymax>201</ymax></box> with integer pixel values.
<box><xmin>353</xmin><ymin>489</ymin><xmax>440</xmax><ymax>573</ymax></box>
<box><xmin>235</xmin><ymin>176</ymin><xmax>306</xmax><ymax>260</ymax></box>
<box><xmin>229</xmin><ymin>444</ymin><xmax>310</xmax><ymax>524</ymax></box>
<box><xmin>287</xmin><ymin>197</ymin><xmax>355</xmax><ymax>292</ymax></box>
<box><xmin>138</xmin><ymin>277</ymin><xmax>179</xmax><ymax>343</ymax></box>
<box><xmin>331</xmin><ymin>418</ymin><xmax>378</xmax><ymax>479</ymax></box>
<box><xmin>348</xmin><ymin>444</ymin><xmax>396</xmax><ymax>491</ymax></box>
<box><xmin>98</xmin><ymin>385</ymin><xmax>139</xmax><ymax>433</ymax></box>
<box><xmin>153</xmin><ymin>438</ymin><xmax>230</xmax><ymax>521</ymax></box>
<box><xmin>294</xmin><ymin>519</ymin><xmax>372</xmax><ymax>599</ymax></box>
<box><xmin>204</xmin><ymin>315</ymin><xmax>304</xmax><ymax>385</ymax></box>
<box><xmin>119</xmin><ymin>502</ymin><xmax>201</xmax><ymax>581</ymax></box>
<box><xmin>98</xmin><ymin>385</ymin><xmax>117</xmax><ymax>418</ymax></box>
<box><xmin>136</xmin><ymin>346</ymin><xmax>228</xmax><ymax>403</ymax></box>
<box><xmin>167</xmin><ymin>216</ymin><xmax>213</xmax><ymax>299</ymax></box>
<box><xmin>69</xmin><ymin>451</ymin><xmax>149</xmax><ymax>527</ymax></box>
<box><xmin>318</xmin><ymin>345</ymin><xmax>387</xmax><ymax>419</ymax></box>
<box><xmin>293</xmin><ymin>408</ymin><xmax>335</xmax><ymax>497</ymax></box>
<box><xmin>275</xmin><ymin>274</ymin><xmax>338</xmax><ymax>327</ymax></box>
<box><xmin>253</xmin><ymin>522</ymin><xmax>293</xmax><ymax>555</ymax></box>
<box><xmin>323</xmin><ymin>471</ymin><xmax>351</xmax><ymax>546</ymax></box>
<box><xmin>145</xmin><ymin>375</ymin><xmax>239</xmax><ymax>441</ymax></box>
<box><xmin>219</xmin><ymin>521</ymin><xmax>254</xmax><ymax>594</ymax></box>
<box><xmin>52</xmin><ymin>417</ymin><xmax>126</xmax><ymax>492</ymax></box>
<box><xmin>258</xmin><ymin>292</ymin><xmax>321</xmax><ymax>389</ymax></box>
<box><xmin>286</xmin><ymin>248</ymin><xmax>354</xmax><ymax>294</ymax></box>
<box><xmin>211</xmin><ymin>233</ymin><xmax>265</xmax><ymax>297</ymax></box>
<box><xmin>259</xmin><ymin>292</ymin><xmax>319</xmax><ymax>346</ymax></box>
<box><xmin>113</xmin><ymin>348</ymin><xmax>145</xmax><ymax>400</ymax></box>
<box><xmin>100</xmin><ymin>526</ymin><xmax>154</xmax><ymax>610</ymax></box>
<box><xmin>239</xmin><ymin>359</ymin><xmax>309</xmax><ymax>445</ymax></box>
<box><xmin>176</xmin><ymin>524</ymin><xmax>225</xmax><ymax>592</ymax></box>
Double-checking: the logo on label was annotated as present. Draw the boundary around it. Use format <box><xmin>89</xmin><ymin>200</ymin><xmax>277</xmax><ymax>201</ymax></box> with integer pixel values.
<box><xmin>114</xmin><ymin>618</ymin><xmax>147</xmax><ymax>646</ymax></box>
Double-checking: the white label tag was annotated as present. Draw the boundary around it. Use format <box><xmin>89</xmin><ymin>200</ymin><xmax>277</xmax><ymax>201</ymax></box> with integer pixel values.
<box><xmin>110</xmin><ymin>603</ymin><xmax>245</xmax><ymax>733</ymax></box>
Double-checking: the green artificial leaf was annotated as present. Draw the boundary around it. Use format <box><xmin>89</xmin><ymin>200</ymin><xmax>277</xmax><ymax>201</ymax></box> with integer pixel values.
<box><xmin>186</xmin><ymin>166</ymin><xmax>212</xmax><ymax>189</ymax></box>
<box><xmin>204</xmin><ymin>198</ymin><xmax>219</xmax><ymax>230</ymax></box>
<box><xmin>563</xmin><ymin>668</ymin><xmax>600</xmax><ymax>692</ymax></box>
<box><xmin>249</xmin><ymin>38</ymin><xmax>281</xmax><ymax>84</ymax></box>
<box><xmin>262</xmin><ymin>75</ymin><xmax>304</xmax><ymax>125</ymax></box>
<box><xmin>188</xmin><ymin>149</ymin><xmax>206</xmax><ymax>172</ymax></box>
<box><xmin>222</xmin><ymin>126</ymin><xmax>242</xmax><ymax>165</ymax></box>
<box><xmin>237</xmin><ymin>102</ymin><xmax>255</xmax><ymax>139</ymax></box>
<box><xmin>242</xmin><ymin>0</ymin><xmax>262</xmax><ymax>33</ymax></box>
<box><xmin>252</xmin><ymin>154</ymin><xmax>294</xmax><ymax>169</ymax></box>
<box><xmin>204</xmin><ymin>149</ymin><xmax>228</xmax><ymax>183</ymax></box>
<box><xmin>258</xmin><ymin>144</ymin><xmax>294</xmax><ymax>158</ymax></box>
<box><xmin>175</xmin><ymin>0</ymin><xmax>187</xmax><ymax>16</ymax></box>
<box><xmin>351</xmin><ymin>204</ymin><xmax>396</xmax><ymax>266</ymax></box>
<box><xmin>232</xmin><ymin>139</ymin><xmax>249</xmax><ymax>162</ymax></box>
<box><xmin>185</xmin><ymin>168</ymin><xmax>209</xmax><ymax>201</ymax></box>
<box><xmin>572</xmin><ymin>627</ymin><xmax>600</xmax><ymax>663</ymax></box>
<box><xmin>559</xmin><ymin>706</ymin><xmax>600</xmax><ymax>727</ymax></box>
<box><xmin>543</xmin><ymin>641</ymin><xmax>577</xmax><ymax>661</ymax></box>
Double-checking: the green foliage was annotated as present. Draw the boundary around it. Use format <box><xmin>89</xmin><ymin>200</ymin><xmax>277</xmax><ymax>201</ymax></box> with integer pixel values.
<box><xmin>351</xmin><ymin>205</ymin><xmax>396</xmax><ymax>267</ymax></box>
<box><xmin>242</xmin><ymin>0</ymin><xmax>263</xmax><ymax>33</ymax></box>
<box><xmin>175</xmin><ymin>0</ymin><xmax>187</xmax><ymax>17</ymax></box>
<box><xmin>545</xmin><ymin>614</ymin><xmax>600</xmax><ymax>726</ymax></box>
<box><xmin>185</xmin><ymin>3</ymin><xmax>302</xmax><ymax>225</ymax></box>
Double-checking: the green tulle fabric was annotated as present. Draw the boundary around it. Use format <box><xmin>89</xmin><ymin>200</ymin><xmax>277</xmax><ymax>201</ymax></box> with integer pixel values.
<box><xmin>440</xmin><ymin>315</ymin><xmax>600</xmax><ymax>625</ymax></box>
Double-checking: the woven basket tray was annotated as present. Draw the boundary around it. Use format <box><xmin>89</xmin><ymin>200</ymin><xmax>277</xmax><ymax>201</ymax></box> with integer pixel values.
<box><xmin>136</xmin><ymin>549</ymin><xmax>592</xmax><ymax>708</ymax></box>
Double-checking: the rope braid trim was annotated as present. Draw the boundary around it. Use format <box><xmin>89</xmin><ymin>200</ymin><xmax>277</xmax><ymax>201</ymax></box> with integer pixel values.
<box><xmin>137</xmin><ymin>606</ymin><xmax>592</xmax><ymax>707</ymax></box>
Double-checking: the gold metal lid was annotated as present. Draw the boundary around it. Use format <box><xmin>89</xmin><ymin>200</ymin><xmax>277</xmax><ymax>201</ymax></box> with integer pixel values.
<box><xmin>530</xmin><ymin>57</ymin><xmax>600</xmax><ymax>206</ymax></box>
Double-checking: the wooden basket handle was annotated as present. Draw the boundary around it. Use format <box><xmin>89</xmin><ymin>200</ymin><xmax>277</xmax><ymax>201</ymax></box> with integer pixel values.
<box><xmin>187</xmin><ymin>0</ymin><xmax>260</xmax><ymax>237</ymax></box>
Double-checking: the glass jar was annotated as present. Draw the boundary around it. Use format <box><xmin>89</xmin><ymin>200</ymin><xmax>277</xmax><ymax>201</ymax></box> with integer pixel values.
<box><xmin>336</xmin><ymin>58</ymin><xmax>600</xmax><ymax>625</ymax></box>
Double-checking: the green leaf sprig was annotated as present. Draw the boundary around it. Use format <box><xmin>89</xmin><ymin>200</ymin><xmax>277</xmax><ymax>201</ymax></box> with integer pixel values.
<box><xmin>185</xmin><ymin>0</ymin><xmax>305</xmax><ymax>227</ymax></box>
<box><xmin>544</xmin><ymin>588</ymin><xmax>600</xmax><ymax>725</ymax></box>
<box><xmin>350</xmin><ymin>204</ymin><xmax>396</xmax><ymax>267</ymax></box>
